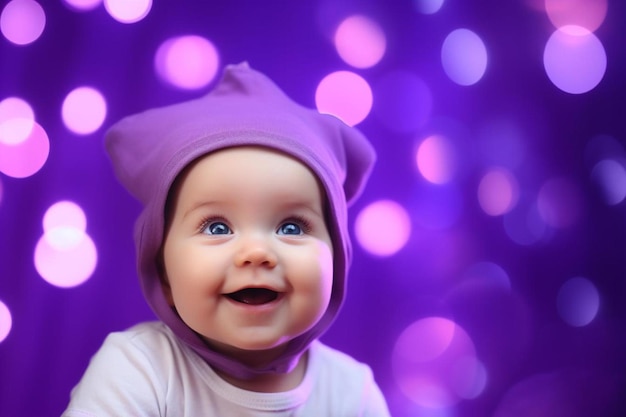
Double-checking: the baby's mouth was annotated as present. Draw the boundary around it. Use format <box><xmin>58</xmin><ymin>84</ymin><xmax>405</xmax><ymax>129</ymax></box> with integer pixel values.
<box><xmin>226</xmin><ymin>288</ymin><xmax>279</xmax><ymax>305</ymax></box>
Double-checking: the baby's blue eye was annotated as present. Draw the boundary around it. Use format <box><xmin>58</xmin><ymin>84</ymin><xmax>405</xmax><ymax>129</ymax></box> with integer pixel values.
<box><xmin>277</xmin><ymin>222</ymin><xmax>302</xmax><ymax>235</ymax></box>
<box><xmin>204</xmin><ymin>222</ymin><xmax>231</xmax><ymax>235</ymax></box>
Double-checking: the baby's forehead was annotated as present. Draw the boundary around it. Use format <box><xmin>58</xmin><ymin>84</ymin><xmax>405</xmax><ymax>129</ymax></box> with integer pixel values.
<box><xmin>194</xmin><ymin>144</ymin><xmax>303</xmax><ymax>163</ymax></box>
<box><xmin>186</xmin><ymin>145</ymin><xmax>319</xmax><ymax>181</ymax></box>
<box><xmin>174</xmin><ymin>145</ymin><xmax>327</xmax><ymax>205</ymax></box>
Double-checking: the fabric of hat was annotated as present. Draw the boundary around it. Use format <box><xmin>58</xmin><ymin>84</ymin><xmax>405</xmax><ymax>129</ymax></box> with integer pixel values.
<box><xmin>105</xmin><ymin>62</ymin><xmax>376</xmax><ymax>379</ymax></box>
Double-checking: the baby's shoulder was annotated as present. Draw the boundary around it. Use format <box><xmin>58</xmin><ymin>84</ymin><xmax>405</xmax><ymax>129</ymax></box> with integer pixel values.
<box><xmin>308</xmin><ymin>341</ymin><xmax>374</xmax><ymax>383</ymax></box>
<box><xmin>304</xmin><ymin>342</ymin><xmax>389</xmax><ymax>415</ymax></box>
<box><xmin>115</xmin><ymin>321</ymin><xmax>174</xmax><ymax>343</ymax></box>
<box><xmin>100</xmin><ymin>321</ymin><xmax>186</xmax><ymax>364</ymax></box>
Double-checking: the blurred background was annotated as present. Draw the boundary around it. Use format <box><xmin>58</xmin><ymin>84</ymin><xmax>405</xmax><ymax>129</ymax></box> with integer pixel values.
<box><xmin>1</xmin><ymin>0</ymin><xmax>625</xmax><ymax>415</ymax></box>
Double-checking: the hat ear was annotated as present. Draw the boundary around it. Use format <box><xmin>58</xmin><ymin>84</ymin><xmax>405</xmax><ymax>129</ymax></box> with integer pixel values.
<box><xmin>341</xmin><ymin>123</ymin><xmax>376</xmax><ymax>205</ymax></box>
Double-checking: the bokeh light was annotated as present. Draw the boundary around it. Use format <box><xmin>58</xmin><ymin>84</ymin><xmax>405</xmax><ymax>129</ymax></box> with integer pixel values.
<box><xmin>44</xmin><ymin>226</ymin><xmax>87</xmax><ymax>252</ymax></box>
<box><xmin>315</xmin><ymin>70</ymin><xmax>372</xmax><ymax>126</ymax></box>
<box><xmin>503</xmin><ymin>198</ymin><xmax>550</xmax><ymax>245</ymax></box>
<box><xmin>0</xmin><ymin>0</ymin><xmax>46</xmax><ymax>45</ymax></box>
<box><xmin>334</xmin><ymin>15</ymin><xmax>386</xmax><ymax>69</ymax></box>
<box><xmin>61</xmin><ymin>87</ymin><xmax>107</xmax><ymax>135</ymax></box>
<box><xmin>355</xmin><ymin>200</ymin><xmax>411</xmax><ymax>256</ymax></box>
<box><xmin>537</xmin><ymin>177</ymin><xmax>583</xmax><ymax>229</ymax></box>
<box><xmin>557</xmin><ymin>276</ymin><xmax>600</xmax><ymax>327</ymax></box>
<box><xmin>446</xmin><ymin>273</ymin><xmax>533</xmax><ymax>395</ymax></box>
<box><xmin>103</xmin><ymin>0</ymin><xmax>151</xmax><ymax>23</ymax></box>
<box><xmin>42</xmin><ymin>201</ymin><xmax>88</xmax><ymax>251</ymax></box>
<box><xmin>414</xmin><ymin>0</ymin><xmax>445</xmax><ymax>14</ymax></box>
<box><xmin>35</xmin><ymin>202</ymin><xmax>97</xmax><ymax>288</ymax></box>
<box><xmin>494</xmin><ymin>368</ymin><xmax>617</xmax><ymax>416</ymax></box>
<box><xmin>441</xmin><ymin>28</ymin><xmax>488</xmax><ymax>86</ymax></box>
<box><xmin>0</xmin><ymin>97</ymin><xmax>35</xmax><ymax>145</ymax></box>
<box><xmin>494</xmin><ymin>371</ymin><xmax>576</xmax><ymax>416</ymax></box>
<box><xmin>543</xmin><ymin>26</ymin><xmax>606</xmax><ymax>94</ymax></box>
<box><xmin>462</xmin><ymin>261</ymin><xmax>512</xmax><ymax>291</ymax></box>
<box><xmin>544</xmin><ymin>0</ymin><xmax>607</xmax><ymax>33</ymax></box>
<box><xmin>43</xmin><ymin>201</ymin><xmax>87</xmax><ymax>234</ymax></box>
<box><xmin>396</xmin><ymin>317</ymin><xmax>456</xmax><ymax>363</ymax></box>
<box><xmin>154</xmin><ymin>35</ymin><xmax>220</xmax><ymax>90</ymax></box>
<box><xmin>584</xmin><ymin>134</ymin><xmax>625</xmax><ymax>167</ymax></box>
<box><xmin>62</xmin><ymin>0</ymin><xmax>102</xmax><ymax>11</ymax></box>
<box><xmin>590</xmin><ymin>159</ymin><xmax>626</xmax><ymax>206</ymax></box>
<box><xmin>0</xmin><ymin>121</ymin><xmax>49</xmax><ymax>178</ymax></box>
<box><xmin>584</xmin><ymin>135</ymin><xmax>626</xmax><ymax>204</ymax></box>
<box><xmin>372</xmin><ymin>70</ymin><xmax>432</xmax><ymax>133</ymax></box>
<box><xmin>0</xmin><ymin>300</ymin><xmax>11</xmax><ymax>343</ymax></box>
<box><xmin>34</xmin><ymin>232</ymin><xmax>98</xmax><ymax>288</ymax></box>
<box><xmin>416</xmin><ymin>135</ymin><xmax>457</xmax><ymax>185</ymax></box>
<box><xmin>452</xmin><ymin>357</ymin><xmax>487</xmax><ymax>400</ymax></box>
<box><xmin>392</xmin><ymin>317</ymin><xmax>485</xmax><ymax>408</ymax></box>
<box><xmin>478</xmin><ymin>168</ymin><xmax>520</xmax><ymax>216</ymax></box>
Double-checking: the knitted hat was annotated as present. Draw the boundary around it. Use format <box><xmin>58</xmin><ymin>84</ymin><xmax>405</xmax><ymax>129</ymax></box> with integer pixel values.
<box><xmin>105</xmin><ymin>62</ymin><xmax>375</xmax><ymax>379</ymax></box>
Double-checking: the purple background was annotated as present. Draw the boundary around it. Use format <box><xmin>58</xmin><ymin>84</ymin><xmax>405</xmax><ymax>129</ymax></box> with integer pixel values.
<box><xmin>1</xmin><ymin>1</ymin><xmax>625</xmax><ymax>416</ymax></box>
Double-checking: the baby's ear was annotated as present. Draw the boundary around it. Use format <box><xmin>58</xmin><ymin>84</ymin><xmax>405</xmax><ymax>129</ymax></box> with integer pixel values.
<box><xmin>156</xmin><ymin>253</ymin><xmax>175</xmax><ymax>306</ymax></box>
<box><xmin>161</xmin><ymin>279</ymin><xmax>174</xmax><ymax>307</ymax></box>
<box><xmin>341</xmin><ymin>123</ymin><xmax>376</xmax><ymax>206</ymax></box>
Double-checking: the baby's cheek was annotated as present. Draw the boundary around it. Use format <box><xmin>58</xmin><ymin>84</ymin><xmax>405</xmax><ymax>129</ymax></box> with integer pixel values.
<box><xmin>316</xmin><ymin>241</ymin><xmax>334</xmax><ymax>301</ymax></box>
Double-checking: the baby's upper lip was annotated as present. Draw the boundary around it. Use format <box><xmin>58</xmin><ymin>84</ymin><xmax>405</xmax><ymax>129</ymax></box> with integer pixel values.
<box><xmin>222</xmin><ymin>278</ymin><xmax>286</xmax><ymax>295</ymax></box>
<box><xmin>224</xmin><ymin>285</ymin><xmax>282</xmax><ymax>294</ymax></box>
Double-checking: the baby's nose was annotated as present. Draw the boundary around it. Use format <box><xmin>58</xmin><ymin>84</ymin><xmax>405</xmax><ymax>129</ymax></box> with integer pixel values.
<box><xmin>234</xmin><ymin>238</ymin><xmax>278</xmax><ymax>268</ymax></box>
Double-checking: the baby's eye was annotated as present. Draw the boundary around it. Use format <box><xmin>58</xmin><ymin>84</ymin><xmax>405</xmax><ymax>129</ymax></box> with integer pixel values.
<box><xmin>277</xmin><ymin>222</ymin><xmax>303</xmax><ymax>236</ymax></box>
<box><xmin>278</xmin><ymin>217</ymin><xmax>313</xmax><ymax>236</ymax></box>
<box><xmin>202</xmin><ymin>221</ymin><xmax>231</xmax><ymax>235</ymax></box>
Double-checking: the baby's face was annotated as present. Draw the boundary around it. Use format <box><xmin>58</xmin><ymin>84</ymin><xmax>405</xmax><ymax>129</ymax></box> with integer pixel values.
<box><xmin>162</xmin><ymin>146</ymin><xmax>333</xmax><ymax>361</ymax></box>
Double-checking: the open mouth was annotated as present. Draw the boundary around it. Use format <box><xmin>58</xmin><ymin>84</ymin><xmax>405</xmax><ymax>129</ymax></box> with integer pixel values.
<box><xmin>226</xmin><ymin>288</ymin><xmax>279</xmax><ymax>305</ymax></box>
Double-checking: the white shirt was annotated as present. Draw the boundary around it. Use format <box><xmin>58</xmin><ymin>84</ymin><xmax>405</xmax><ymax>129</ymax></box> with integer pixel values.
<box><xmin>63</xmin><ymin>322</ymin><xmax>390</xmax><ymax>416</ymax></box>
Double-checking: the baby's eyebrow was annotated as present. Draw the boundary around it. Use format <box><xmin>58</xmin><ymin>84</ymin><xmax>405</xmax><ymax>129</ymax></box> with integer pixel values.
<box><xmin>279</xmin><ymin>200</ymin><xmax>325</xmax><ymax>219</ymax></box>
<box><xmin>182</xmin><ymin>201</ymin><xmax>221</xmax><ymax>220</ymax></box>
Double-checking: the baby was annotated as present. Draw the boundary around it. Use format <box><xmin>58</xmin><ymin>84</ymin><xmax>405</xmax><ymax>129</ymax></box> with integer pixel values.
<box><xmin>63</xmin><ymin>63</ymin><xmax>390</xmax><ymax>416</ymax></box>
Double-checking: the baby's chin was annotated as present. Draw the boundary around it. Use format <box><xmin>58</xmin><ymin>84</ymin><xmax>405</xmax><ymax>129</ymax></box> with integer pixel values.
<box><xmin>201</xmin><ymin>336</ymin><xmax>297</xmax><ymax>368</ymax></box>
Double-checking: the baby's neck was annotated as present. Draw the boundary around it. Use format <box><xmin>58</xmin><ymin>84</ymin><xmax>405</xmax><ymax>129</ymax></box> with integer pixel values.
<box><xmin>216</xmin><ymin>351</ymin><xmax>308</xmax><ymax>393</ymax></box>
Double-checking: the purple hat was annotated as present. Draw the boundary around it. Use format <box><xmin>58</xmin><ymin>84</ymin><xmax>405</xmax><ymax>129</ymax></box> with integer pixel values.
<box><xmin>105</xmin><ymin>62</ymin><xmax>375</xmax><ymax>379</ymax></box>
